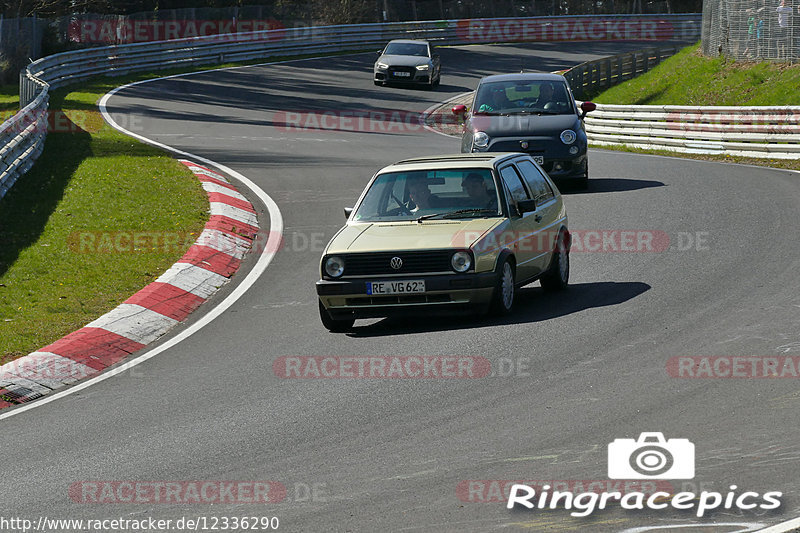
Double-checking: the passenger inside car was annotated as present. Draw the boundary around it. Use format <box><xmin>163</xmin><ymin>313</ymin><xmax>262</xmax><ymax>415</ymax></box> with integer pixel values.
<box><xmin>461</xmin><ymin>172</ymin><xmax>498</xmax><ymax>210</ymax></box>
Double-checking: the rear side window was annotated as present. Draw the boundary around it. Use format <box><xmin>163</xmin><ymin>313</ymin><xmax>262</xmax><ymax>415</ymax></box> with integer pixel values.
<box><xmin>516</xmin><ymin>160</ymin><xmax>555</xmax><ymax>203</ymax></box>
<box><xmin>499</xmin><ymin>165</ymin><xmax>529</xmax><ymax>206</ymax></box>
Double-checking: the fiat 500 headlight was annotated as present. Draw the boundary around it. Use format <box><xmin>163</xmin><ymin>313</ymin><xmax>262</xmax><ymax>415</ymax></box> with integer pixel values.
<box><xmin>560</xmin><ymin>129</ymin><xmax>577</xmax><ymax>144</ymax></box>
<box><xmin>325</xmin><ymin>256</ymin><xmax>345</xmax><ymax>278</ymax></box>
<box><xmin>451</xmin><ymin>251</ymin><xmax>472</xmax><ymax>273</ymax></box>
<box><xmin>473</xmin><ymin>131</ymin><xmax>490</xmax><ymax>150</ymax></box>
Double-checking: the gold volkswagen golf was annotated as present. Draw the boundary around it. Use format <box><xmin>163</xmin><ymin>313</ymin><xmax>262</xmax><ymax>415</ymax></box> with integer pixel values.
<box><xmin>316</xmin><ymin>153</ymin><xmax>571</xmax><ymax>331</ymax></box>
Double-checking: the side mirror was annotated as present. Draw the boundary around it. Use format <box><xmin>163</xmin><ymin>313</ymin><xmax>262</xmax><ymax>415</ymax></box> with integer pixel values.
<box><xmin>580</xmin><ymin>101</ymin><xmax>597</xmax><ymax>118</ymax></box>
<box><xmin>517</xmin><ymin>199</ymin><xmax>537</xmax><ymax>214</ymax></box>
<box><xmin>376</xmin><ymin>50</ymin><xmax>383</xmax><ymax>56</ymax></box>
<box><xmin>452</xmin><ymin>104</ymin><xmax>467</xmax><ymax>117</ymax></box>
<box><xmin>344</xmin><ymin>207</ymin><xmax>353</xmax><ymax>219</ymax></box>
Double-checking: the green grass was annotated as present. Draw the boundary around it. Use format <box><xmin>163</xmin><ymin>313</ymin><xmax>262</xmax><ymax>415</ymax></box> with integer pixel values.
<box><xmin>0</xmin><ymin>49</ymin><xmax>375</xmax><ymax>363</ymax></box>
<box><xmin>591</xmin><ymin>42</ymin><xmax>800</xmax><ymax>106</ymax></box>
<box><xmin>0</xmin><ymin>83</ymin><xmax>209</xmax><ymax>362</ymax></box>
<box><xmin>587</xmin><ymin>42</ymin><xmax>800</xmax><ymax>171</ymax></box>
<box><xmin>0</xmin><ymin>83</ymin><xmax>20</xmax><ymax>119</ymax></box>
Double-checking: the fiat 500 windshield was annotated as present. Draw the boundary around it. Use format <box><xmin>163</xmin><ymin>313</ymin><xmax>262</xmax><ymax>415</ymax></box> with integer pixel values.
<box><xmin>473</xmin><ymin>80</ymin><xmax>574</xmax><ymax>115</ymax></box>
<box><xmin>352</xmin><ymin>169</ymin><xmax>502</xmax><ymax>222</ymax></box>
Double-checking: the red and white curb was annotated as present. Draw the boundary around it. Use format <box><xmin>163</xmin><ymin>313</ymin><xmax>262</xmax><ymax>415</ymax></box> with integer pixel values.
<box><xmin>0</xmin><ymin>160</ymin><xmax>257</xmax><ymax>410</ymax></box>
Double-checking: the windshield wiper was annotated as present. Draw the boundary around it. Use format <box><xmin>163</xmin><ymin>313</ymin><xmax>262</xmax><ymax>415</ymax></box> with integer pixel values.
<box><xmin>442</xmin><ymin>208</ymin><xmax>499</xmax><ymax>219</ymax></box>
<box><xmin>502</xmin><ymin>110</ymin><xmax>560</xmax><ymax>116</ymax></box>
<box><xmin>416</xmin><ymin>212</ymin><xmax>449</xmax><ymax>223</ymax></box>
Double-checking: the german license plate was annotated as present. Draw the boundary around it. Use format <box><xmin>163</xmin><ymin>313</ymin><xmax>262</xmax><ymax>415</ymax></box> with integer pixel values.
<box><xmin>533</xmin><ymin>156</ymin><xmax>544</xmax><ymax>164</ymax></box>
<box><xmin>393</xmin><ymin>72</ymin><xmax>411</xmax><ymax>77</ymax></box>
<box><xmin>367</xmin><ymin>280</ymin><xmax>425</xmax><ymax>295</ymax></box>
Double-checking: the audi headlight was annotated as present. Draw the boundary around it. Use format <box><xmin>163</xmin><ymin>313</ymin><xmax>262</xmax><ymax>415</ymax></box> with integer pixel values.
<box><xmin>416</xmin><ymin>64</ymin><xmax>430</xmax><ymax>71</ymax></box>
<box><xmin>324</xmin><ymin>256</ymin><xmax>345</xmax><ymax>278</ymax></box>
<box><xmin>451</xmin><ymin>251</ymin><xmax>472</xmax><ymax>273</ymax></box>
<box><xmin>473</xmin><ymin>131</ymin><xmax>490</xmax><ymax>150</ymax></box>
<box><xmin>376</xmin><ymin>62</ymin><xmax>389</xmax><ymax>70</ymax></box>
<box><xmin>560</xmin><ymin>129</ymin><xmax>577</xmax><ymax>144</ymax></box>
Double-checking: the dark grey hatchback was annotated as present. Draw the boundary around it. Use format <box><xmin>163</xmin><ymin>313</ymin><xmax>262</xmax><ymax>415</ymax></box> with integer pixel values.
<box><xmin>453</xmin><ymin>73</ymin><xmax>596</xmax><ymax>189</ymax></box>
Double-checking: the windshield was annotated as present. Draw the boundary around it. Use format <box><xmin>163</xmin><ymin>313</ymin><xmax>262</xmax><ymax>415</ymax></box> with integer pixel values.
<box><xmin>473</xmin><ymin>80</ymin><xmax>574</xmax><ymax>115</ymax></box>
<box><xmin>353</xmin><ymin>169</ymin><xmax>502</xmax><ymax>222</ymax></box>
<box><xmin>383</xmin><ymin>43</ymin><xmax>429</xmax><ymax>57</ymax></box>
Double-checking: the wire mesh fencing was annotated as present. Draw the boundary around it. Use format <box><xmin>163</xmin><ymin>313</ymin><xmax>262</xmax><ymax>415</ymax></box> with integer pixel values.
<box><xmin>702</xmin><ymin>0</ymin><xmax>800</xmax><ymax>59</ymax></box>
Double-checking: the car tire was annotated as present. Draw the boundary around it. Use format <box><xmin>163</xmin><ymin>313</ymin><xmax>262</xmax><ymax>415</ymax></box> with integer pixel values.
<box><xmin>319</xmin><ymin>300</ymin><xmax>355</xmax><ymax>332</ymax></box>
<box><xmin>490</xmin><ymin>259</ymin><xmax>516</xmax><ymax>315</ymax></box>
<box><xmin>540</xmin><ymin>230</ymin><xmax>569</xmax><ymax>291</ymax></box>
<box><xmin>374</xmin><ymin>80</ymin><xmax>383</xmax><ymax>87</ymax></box>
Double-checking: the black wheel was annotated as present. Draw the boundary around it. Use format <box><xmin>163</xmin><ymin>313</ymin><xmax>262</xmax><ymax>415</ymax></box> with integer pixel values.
<box><xmin>490</xmin><ymin>259</ymin><xmax>516</xmax><ymax>315</ymax></box>
<box><xmin>319</xmin><ymin>300</ymin><xmax>354</xmax><ymax>332</ymax></box>
<box><xmin>540</xmin><ymin>230</ymin><xmax>569</xmax><ymax>291</ymax></box>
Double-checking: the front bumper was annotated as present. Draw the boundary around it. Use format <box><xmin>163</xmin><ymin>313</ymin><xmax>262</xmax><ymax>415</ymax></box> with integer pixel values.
<box><xmin>374</xmin><ymin>67</ymin><xmax>430</xmax><ymax>84</ymax></box>
<box><xmin>317</xmin><ymin>272</ymin><xmax>497</xmax><ymax>319</ymax></box>
<box><xmin>470</xmin><ymin>137</ymin><xmax>588</xmax><ymax>179</ymax></box>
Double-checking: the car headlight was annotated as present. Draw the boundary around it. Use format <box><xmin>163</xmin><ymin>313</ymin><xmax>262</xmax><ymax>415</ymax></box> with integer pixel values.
<box><xmin>473</xmin><ymin>131</ymin><xmax>490</xmax><ymax>150</ymax></box>
<box><xmin>569</xmin><ymin>145</ymin><xmax>580</xmax><ymax>155</ymax></box>
<box><xmin>416</xmin><ymin>64</ymin><xmax>430</xmax><ymax>71</ymax></box>
<box><xmin>560</xmin><ymin>129</ymin><xmax>577</xmax><ymax>144</ymax></box>
<box><xmin>376</xmin><ymin>62</ymin><xmax>389</xmax><ymax>70</ymax></box>
<box><xmin>451</xmin><ymin>251</ymin><xmax>472</xmax><ymax>273</ymax></box>
<box><xmin>324</xmin><ymin>256</ymin><xmax>345</xmax><ymax>278</ymax></box>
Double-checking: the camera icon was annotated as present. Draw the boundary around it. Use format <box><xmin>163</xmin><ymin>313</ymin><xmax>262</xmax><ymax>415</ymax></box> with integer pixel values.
<box><xmin>608</xmin><ymin>432</ymin><xmax>695</xmax><ymax>479</ymax></box>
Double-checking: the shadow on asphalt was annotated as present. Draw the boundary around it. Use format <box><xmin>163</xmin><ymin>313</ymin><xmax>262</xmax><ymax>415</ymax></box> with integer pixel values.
<box><xmin>559</xmin><ymin>178</ymin><xmax>665</xmax><ymax>194</ymax></box>
<box><xmin>346</xmin><ymin>280</ymin><xmax>651</xmax><ymax>337</ymax></box>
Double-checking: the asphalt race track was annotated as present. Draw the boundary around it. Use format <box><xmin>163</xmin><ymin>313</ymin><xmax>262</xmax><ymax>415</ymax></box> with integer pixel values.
<box><xmin>3</xmin><ymin>42</ymin><xmax>800</xmax><ymax>532</ymax></box>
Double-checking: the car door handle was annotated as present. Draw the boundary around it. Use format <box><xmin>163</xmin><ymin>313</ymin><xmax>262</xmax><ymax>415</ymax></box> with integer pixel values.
<box><xmin>534</xmin><ymin>214</ymin><xmax>543</xmax><ymax>223</ymax></box>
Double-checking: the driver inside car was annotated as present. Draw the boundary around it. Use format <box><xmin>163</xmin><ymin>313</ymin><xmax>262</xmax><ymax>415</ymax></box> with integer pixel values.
<box><xmin>532</xmin><ymin>82</ymin><xmax>554</xmax><ymax>108</ymax></box>
<box><xmin>407</xmin><ymin>175</ymin><xmax>445</xmax><ymax>211</ymax></box>
<box><xmin>461</xmin><ymin>172</ymin><xmax>497</xmax><ymax>210</ymax></box>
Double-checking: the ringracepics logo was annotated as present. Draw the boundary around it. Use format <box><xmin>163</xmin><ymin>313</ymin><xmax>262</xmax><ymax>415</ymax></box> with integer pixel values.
<box><xmin>608</xmin><ymin>432</ymin><xmax>694</xmax><ymax>479</ymax></box>
<box><xmin>506</xmin><ymin>433</ymin><xmax>783</xmax><ymax>517</ymax></box>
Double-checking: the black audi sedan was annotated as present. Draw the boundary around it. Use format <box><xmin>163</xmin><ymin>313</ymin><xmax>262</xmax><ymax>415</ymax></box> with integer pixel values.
<box><xmin>453</xmin><ymin>73</ymin><xmax>595</xmax><ymax>189</ymax></box>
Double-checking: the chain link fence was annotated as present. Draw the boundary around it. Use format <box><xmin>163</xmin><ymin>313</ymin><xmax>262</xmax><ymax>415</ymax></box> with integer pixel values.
<box><xmin>702</xmin><ymin>0</ymin><xmax>800</xmax><ymax>59</ymax></box>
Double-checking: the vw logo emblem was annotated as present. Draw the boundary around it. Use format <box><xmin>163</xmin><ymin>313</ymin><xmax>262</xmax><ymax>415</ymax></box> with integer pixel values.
<box><xmin>390</xmin><ymin>257</ymin><xmax>403</xmax><ymax>270</ymax></box>
<box><xmin>520</xmin><ymin>141</ymin><xmax>529</xmax><ymax>149</ymax></box>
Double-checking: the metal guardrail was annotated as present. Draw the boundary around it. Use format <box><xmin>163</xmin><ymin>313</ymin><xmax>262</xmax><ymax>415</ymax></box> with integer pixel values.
<box><xmin>563</xmin><ymin>47</ymin><xmax>678</xmax><ymax>101</ymax></box>
<box><xmin>1</xmin><ymin>14</ymin><xmax>703</xmax><ymax>200</ymax></box>
<box><xmin>584</xmin><ymin>105</ymin><xmax>800</xmax><ymax>158</ymax></box>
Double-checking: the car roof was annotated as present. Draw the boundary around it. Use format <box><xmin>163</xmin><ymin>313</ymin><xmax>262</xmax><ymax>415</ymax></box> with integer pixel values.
<box><xmin>379</xmin><ymin>153</ymin><xmax>526</xmax><ymax>173</ymax></box>
<box><xmin>478</xmin><ymin>72</ymin><xmax>566</xmax><ymax>84</ymax></box>
<box><xmin>386</xmin><ymin>39</ymin><xmax>430</xmax><ymax>45</ymax></box>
